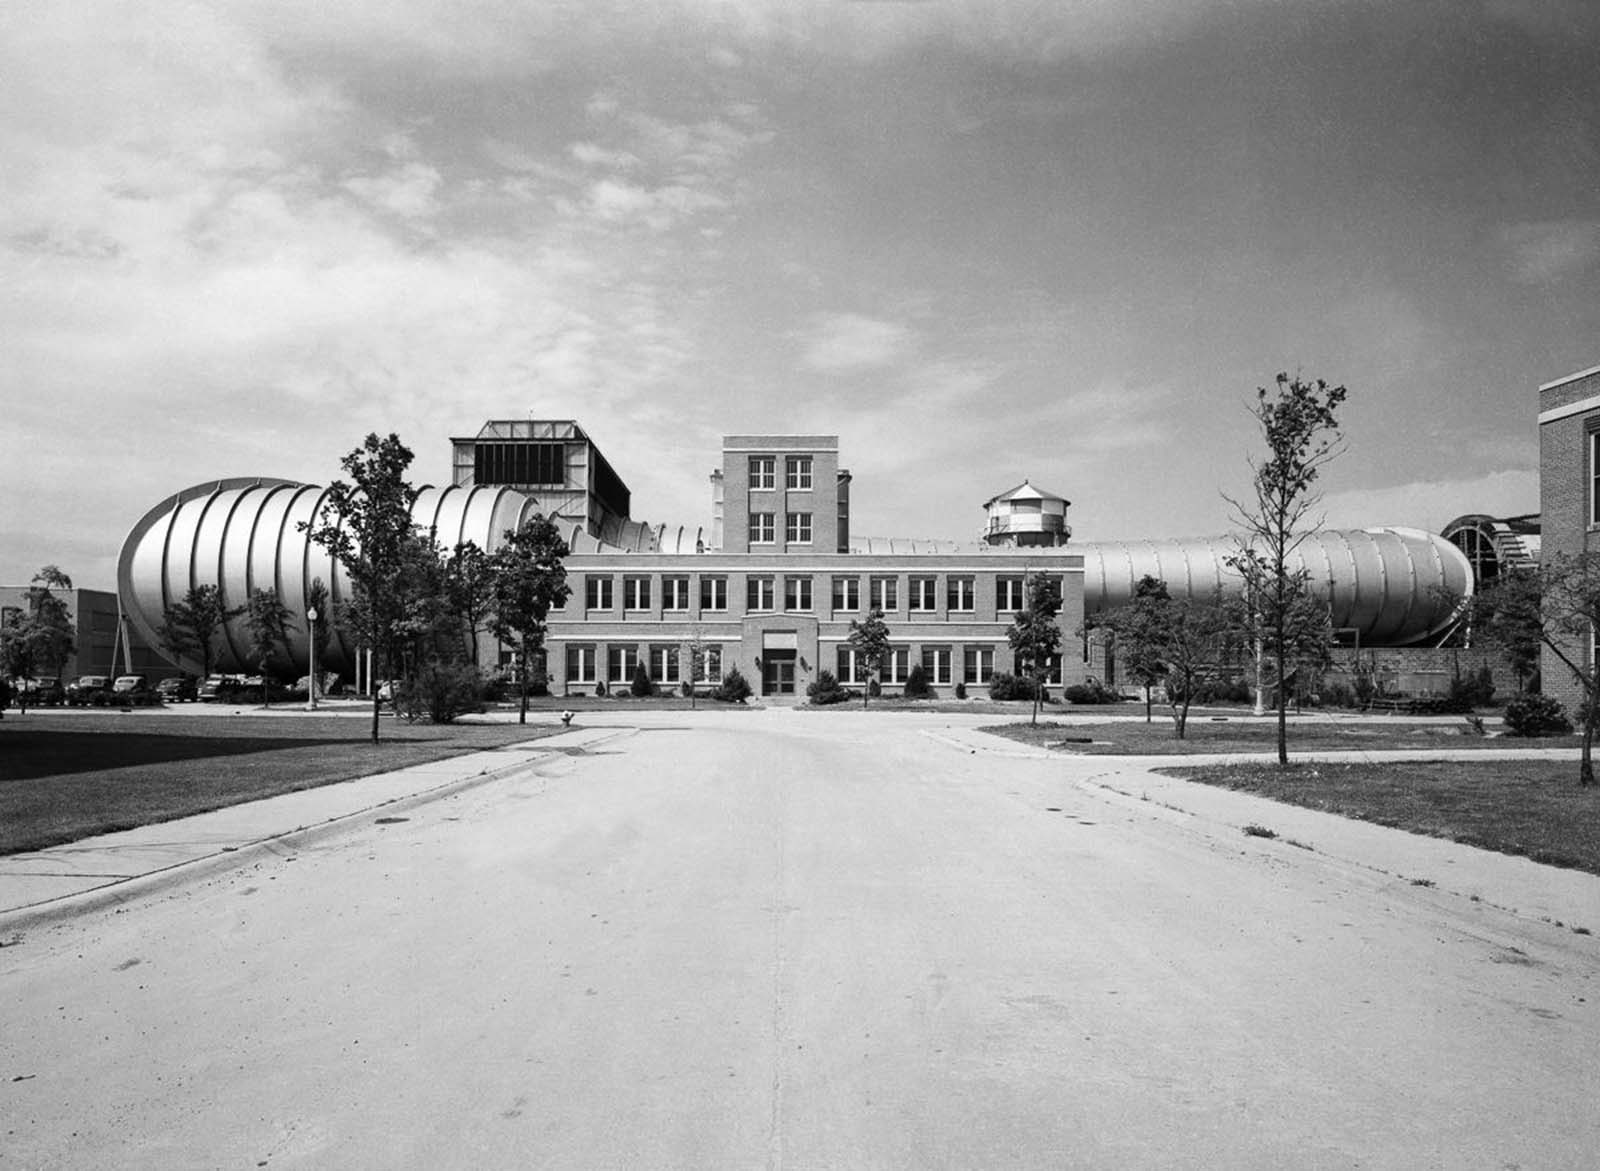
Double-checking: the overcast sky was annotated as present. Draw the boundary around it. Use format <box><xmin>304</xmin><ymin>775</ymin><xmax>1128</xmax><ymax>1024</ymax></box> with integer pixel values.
<box><xmin>4</xmin><ymin>0</ymin><xmax>1597</xmax><ymax>589</ymax></box>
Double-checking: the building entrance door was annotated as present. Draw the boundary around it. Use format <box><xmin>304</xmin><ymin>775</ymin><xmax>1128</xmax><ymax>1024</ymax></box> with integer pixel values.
<box><xmin>762</xmin><ymin>649</ymin><xmax>797</xmax><ymax>695</ymax></box>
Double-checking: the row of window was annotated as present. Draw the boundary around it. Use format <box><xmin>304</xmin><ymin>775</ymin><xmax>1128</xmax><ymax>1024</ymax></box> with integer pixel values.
<box><xmin>560</xmin><ymin>642</ymin><xmax>1063</xmax><ymax>688</ymax></box>
<box><xmin>749</xmin><ymin>455</ymin><xmax>812</xmax><ymax>491</ymax></box>
<box><xmin>566</xmin><ymin>644</ymin><xmax>724</xmax><ymax>686</ymax></box>
<box><xmin>748</xmin><ymin>512</ymin><xmax>811</xmax><ymax>544</ymax></box>
<box><xmin>581</xmin><ymin>573</ymin><xmax>1042</xmax><ymax>614</ymax></box>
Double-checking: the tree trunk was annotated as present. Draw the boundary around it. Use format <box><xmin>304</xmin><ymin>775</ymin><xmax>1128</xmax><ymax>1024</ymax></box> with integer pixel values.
<box><xmin>1144</xmin><ymin>685</ymin><xmax>1152</xmax><ymax>724</ymax></box>
<box><xmin>1583</xmin><ymin>685</ymin><xmax>1598</xmax><ymax>787</ymax></box>
<box><xmin>519</xmin><ymin>649</ymin><xmax>529</xmax><ymax>725</ymax></box>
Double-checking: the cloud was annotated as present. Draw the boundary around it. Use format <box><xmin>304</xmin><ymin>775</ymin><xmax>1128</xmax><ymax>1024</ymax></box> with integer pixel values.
<box><xmin>343</xmin><ymin>162</ymin><xmax>444</xmax><ymax>219</ymax></box>
<box><xmin>1500</xmin><ymin>220</ymin><xmax>1600</xmax><ymax>284</ymax></box>
<box><xmin>1319</xmin><ymin>469</ymin><xmax>1540</xmax><ymax>533</ymax></box>
<box><xmin>801</xmin><ymin>313</ymin><xmax>915</xmax><ymax>372</ymax></box>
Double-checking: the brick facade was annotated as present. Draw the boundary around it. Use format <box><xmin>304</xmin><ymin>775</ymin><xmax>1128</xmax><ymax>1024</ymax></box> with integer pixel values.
<box><xmin>1537</xmin><ymin>364</ymin><xmax>1600</xmax><ymax>713</ymax></box>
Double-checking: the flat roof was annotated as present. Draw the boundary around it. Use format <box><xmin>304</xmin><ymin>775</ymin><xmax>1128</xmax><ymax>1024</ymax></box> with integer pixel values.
<box><xmin>1538</xmin><ymin>363</ymin><xmax>1600</xmax><ymax>393</ymax></box>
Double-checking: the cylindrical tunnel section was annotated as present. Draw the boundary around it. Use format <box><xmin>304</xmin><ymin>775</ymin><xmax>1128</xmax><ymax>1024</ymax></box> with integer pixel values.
<box><xmin>1074</xmin><ymin>527</ymin><xmax>1472</xmax><ymax>647</ymax></box>
<box><xmin>117</xmin><ymin>479</ymin><xmax>542</xmax><ymax>676</ymax></box>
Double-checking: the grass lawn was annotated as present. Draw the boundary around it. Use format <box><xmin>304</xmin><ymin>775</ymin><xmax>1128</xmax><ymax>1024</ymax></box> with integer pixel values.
<box><xmin>0</xmin><ymin>712</ymin><xmax>565</xmax><ymax>855</ymax></box>
<box><xmin>980</xmin><ymin>716</ymin><xmax>1581</xmax><ymax>755</ymax></box>
<box><xmin>1164</xmin><ymin>759</ymin><xmax>1600</xmax><ymax>876</ymax></box>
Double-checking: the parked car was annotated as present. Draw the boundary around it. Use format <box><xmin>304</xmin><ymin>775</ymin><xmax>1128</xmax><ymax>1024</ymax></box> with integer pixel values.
<box><xmin>112</xmin><ymin>675</ymin><xmax>157</xmax><ymax>706</ymax></box>
<box><xmin>66</xmin><ymin>675</ymin><xmax>114</xmax><ymax>706</ymax></box>
<box><xmin>24</xmin><ymin>678</ymin><xmax>64</xmax><ymax>703</ymax></box>
<box><xmin>156</xmin><ymin>675</ymin><xmax>199</xmax><ymax>703</ymax></box>
<box><xmin>198</xmin><ymin>674</ymin><xmax>245</xmax><ymax>702</ymax></box>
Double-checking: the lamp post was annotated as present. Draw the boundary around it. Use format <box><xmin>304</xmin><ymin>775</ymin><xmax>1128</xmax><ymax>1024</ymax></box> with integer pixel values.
<box><xmin>306</xmin><ymin>606</ymin><xmax>319</xmax><ymax>711</ymax></box>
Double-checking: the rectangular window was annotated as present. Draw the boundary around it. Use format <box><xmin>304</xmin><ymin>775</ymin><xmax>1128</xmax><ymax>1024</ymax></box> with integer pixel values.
<box><xmin>787</xmin><ymin>455</ymin><xmax>813</xmax><ymax>490</ymax></box>
<box><xmin>607</xmin><ymin>645</ymin><xmax>638</xmax><ymax>684</ymax></box>
<box><xmin>996</xmin><ymin>576</ymin><xmax>1025</xmax><ymax>612</ymax></box>
<box><xmin>784</xmin><ymin>576</ymin><xmax>813</xmax><ymax>611</ymax></box>
<box><xmin>662</xmin><ymin>576</ymin><xmax>690</xmax><ymax>611</ymax></box>
<box><xmin>585</xmin><ymin>575</ymin><xmax>614</xmax><ymax>611</ymax></box>
<box><xmin>947</xmin><ymin>576</ymin><xmax>975</xmax><ymax>613</ymax></box>
<box><xmin>623</xmin><ymin>576</ymin><xmax>651</xmax><ymax>611</ymax></box>
<box><xmin>908</xmin><ymin>576</ymin><xmax>937</xmax><ymax>612</ymax></box>
<box><xmin>749</xmin><ymin>512</ymin><xmax>776</xmax><ymax>544</ymax></box>
<box><xmin>1018</xmin><ymin>652</ymin><xmax>1065</xmax><ymax>686</ymax></box>
<box><xmin>837</xmin><ymin>646</ymin><xmax>863</xmax><ymax>685</ymax></box>
<box><xmin>883</xmin><ymin>646</ymin><xmax>910</xmax><ymax>684</ymax></box>
<box><xmin>747</xmin><ymin>576</ymin><xmax>775</xmax><ymax>611</ymax></box>
<box><xmin>922</xmin><ymin>645</ymin><xmax>953</xmax><ymax>686</ymax></box>
<box><xmin>786</xmin><ymin>512</ymin><xmax>812</xmax><ymax>544</ymax></box>
<box><xmin>749</xmin><ymin>456</ymin><xmax>775</xmax><ymax>490</ymax></box>
<box><xmin>1592</xmin><ymin>432</ymin><xmax>1600</xmax><ymax>526</ymax></box>
<box><xmin>649</xmin><ymin>644</ymin><xmax>679</xmax><ymax>684</ymax></box>
<box><xmin>566</xmin><ymin>645</ymin><xmax>597</xmax><ymax>685</ymax></box>
<box><xmin>870</xmin><ymin>576</ymin><xmax>898</xmax><ymax>611</ymax></box>
<box><xmin>963</xmin><ymin>645</ymin><xmax>995</xmax><ymax>684</ymax></box>
<box><xmin>832</xmin><ymin>576</ymin><xmax>860</xmax><ymax>612</ymax></box>
<box><xmin>700</xmin><ymin>575</ymin><xmax>727</xmax><ymax>611</ymax></box>
<box><xmin>693</xmin><ymin>644</ymin><xmax>723</xmax><ymax>683</ymax></box>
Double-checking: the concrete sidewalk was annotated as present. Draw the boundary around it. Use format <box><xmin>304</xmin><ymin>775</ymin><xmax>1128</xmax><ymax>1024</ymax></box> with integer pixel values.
<box><xmin>0</xmin><ymin>725</ymin><xmax>625</xmax><ymax>933</ymax></box>
<box><xmin>927</xmin><ymin>724</ymin><xmax>1600</xmax><ymax>936</ymax></box>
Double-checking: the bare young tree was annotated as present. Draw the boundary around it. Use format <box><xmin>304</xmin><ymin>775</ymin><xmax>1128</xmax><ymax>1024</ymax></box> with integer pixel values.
<box><xmin>1226</xmin><ymin>373</ymin><xmax>1347</xmax><ymax>765</ymax></box>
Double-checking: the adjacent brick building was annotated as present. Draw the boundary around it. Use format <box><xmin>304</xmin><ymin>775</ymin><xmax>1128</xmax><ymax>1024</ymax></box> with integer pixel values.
<box><xmin>1537</xmin><ymin>362</ymin><xmax>1600</xmax><ymax>712</ymax></box>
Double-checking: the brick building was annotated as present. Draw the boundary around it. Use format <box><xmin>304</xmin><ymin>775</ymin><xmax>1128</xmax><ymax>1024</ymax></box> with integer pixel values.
<box><xmin>543</xmin><ymin>435</ymin><xmax>1083</xmax><ymax>698</ymax></box>
<box><xmin>1537</xmin><ymin>362</ymin><xmax>1600</xmax><ymax>712</ymax></box>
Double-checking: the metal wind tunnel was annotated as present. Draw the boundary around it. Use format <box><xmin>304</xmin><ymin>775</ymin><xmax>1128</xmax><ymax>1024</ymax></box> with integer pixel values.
<box><xmin>117</xmin><ymin>478</ymin><xmax>544</xmax><ymax>676</ymax></box>
<box><xmin>1075</xmin><ymin>528</ymin><xmax>1472</xmax><ymax>647</ymax></box>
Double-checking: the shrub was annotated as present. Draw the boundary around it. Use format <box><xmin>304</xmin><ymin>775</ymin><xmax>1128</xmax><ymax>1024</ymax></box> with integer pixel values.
<box><xmin>1320</xmin><ymin>680</ymin><xmax>1356</xmax><ymax>708</ymax></box>
<box><xmin>681</xmin><ymin>680</ymin><xmax>694</xmax><ymax>698</ymax></box>
<box><xmin>630</xmin><ymin>661</ymin><xmax>655</xmax><ymax>698</ymax></box>
<box><xmin>1167</xmin><ymin>675</ymin><xmax>1251</xmax><ymax>705</ymax></box>
<box><xmin>988</xmin><ymin>672</ymin><xmax>1028</xmax><ymax>701</ymax></box>
<box><xmin>1065</xmin><ymin>678</ymin><xmax>1121</xmax><ymax>705</ymax></box>
<box><xmin>807</xmin><ymin>670</ymin><xmax>853</xmax><ymax>706</ymax></box>
<box><xmin>715</xmin><ymin>665</ymin><xmax>752</xmax><ymax>704</ymax></box>
<box><xmin>868</xmin><ymin>678</ymin><xmax>882</xmax><ymax>698</ymax></box>
<box><xmin>398</xmin><ymin>659</ymin><xmax>486</xmax><ymax>724</ymax></box>
<box><xmin>904</xmin><ymin>664</ymin><xmax>932</xmax><ymax>699</ymax></box>
<box><xmin>529</xmin><ymin>669</ymin><xmax>551</xmax><ymax>699</ymax></box>
<box><xmin>594</xmin><ymin>680</ymin><xmax>607</xmax><ymax>697</ymax></box>
<box><xmin>954</xmin><ymin>681</ymin><xmax>967</xmax><ymax>700</ymax></box>
<box><xmin>1503</xmin><ymin>693</ymin><xmax>1572</xmax><ymax>737</ymax></box>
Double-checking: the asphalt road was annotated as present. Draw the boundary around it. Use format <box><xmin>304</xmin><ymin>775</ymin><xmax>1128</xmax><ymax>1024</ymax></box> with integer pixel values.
<box><xmin>5</xmin><ymin>711</ymin><xmax>1598</xmax><ymax>1168</ymax></box>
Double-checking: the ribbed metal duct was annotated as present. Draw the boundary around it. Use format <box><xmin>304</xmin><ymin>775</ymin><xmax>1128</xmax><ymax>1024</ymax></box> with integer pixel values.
<box><xmin>117</xmin><ymin>479</ymin><xmax>541</xmax><ymax>675</ymax></box>
<box><xmin>1074</xmin><ymin>527</ymin><xmax>1472</xmax><ymax>647</ymax></box>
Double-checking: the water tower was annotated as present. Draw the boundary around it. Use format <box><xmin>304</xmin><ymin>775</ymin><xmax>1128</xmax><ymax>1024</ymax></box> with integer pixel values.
<box><xmin>982</xmin><ymin>480</ymin><xmax>1071</xmax><ymax>547</ymax></box>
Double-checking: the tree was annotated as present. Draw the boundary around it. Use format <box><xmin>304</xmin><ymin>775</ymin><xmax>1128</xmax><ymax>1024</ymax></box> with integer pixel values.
<box><xmin>1</xmin><ymin>566</ymin><xmax>77</xmax><ymax>689</ymax></box>
<box><xmin>1007</xmin><ymin>572</ymin><xmax>1063</xmax><ymax>726</ymax></box>
<box><xmin>302</xmin><ymin>433</ymin><xmax>418</xmax><ymax>744</ymax></box>
<box><xmin>1487</xmin><ymin>553</ymin><xmax>1600</xmax><ymax>785</ymax></box>
<box><xmin>846</xmin><ymin>606</ymin><xmax>892</xmax><ymax>708</ymax></box>
<box><xmin>1226</xmin><ymin>372</ymin><xmax>1347</xmax><ymax>765</ymax></box>
<box><xmin>445</xmin><ymin>541</ymin><xmax>495</xmax><ymax>666</ymax></box>
<box><xmin>489</xmin><ymin>515</ymin><xmax>572</xmax><ymax>725</ymax></box>
<box><xmin>1100</xmin><ymin>575</ymin><xmax>1170</xmax><ymax>723</ymax></box>
<box><xmin>158</xmin><ymin>584</ymin><xmax>243</xmax><ymax>680</ymax></box>
<box><xmin>1151</xmin><ymin>596</ymin><xmax>1239</xmax><ymax>739</ymax></box>
<box><xmin>243</xmin><ymin>588</ymin><xmax>296</xmax><ymax>707</ymax></box>
<box><xmin>1463</xmin><ymin>574</ymin><xmax>1542</xmax><ymax>693</ymax></box>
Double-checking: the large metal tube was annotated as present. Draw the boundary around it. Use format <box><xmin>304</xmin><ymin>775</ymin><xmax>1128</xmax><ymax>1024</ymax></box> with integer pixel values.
<box><xmin>117</xmin><ymin>478</ymin><xmax>542</xmax><ymax>676</ymax></box>
<box><xmin>1074</xmin><ymin>527</ymin><xmax>1472</xmax><ymax>646</ymax></box>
